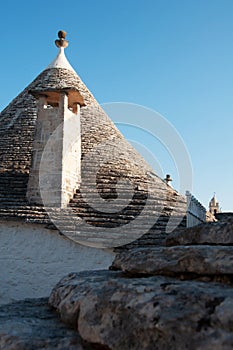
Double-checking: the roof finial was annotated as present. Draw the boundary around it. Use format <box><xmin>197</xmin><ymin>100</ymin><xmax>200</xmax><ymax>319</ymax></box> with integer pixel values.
<box><xmin>55</xmin><ymin>30</ymin><xmax>68</xmax><ymax>48</ymax></box>
<box><xmin>47</xmin><ymin>30</ymin><xmax>75</xmax><ymax>72</ymax></box>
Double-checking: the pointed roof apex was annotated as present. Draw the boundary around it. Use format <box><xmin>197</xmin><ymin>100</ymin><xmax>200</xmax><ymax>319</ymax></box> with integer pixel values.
<box><xmin>210</xmin><ymin>193</ymin><xmax>218</xmax><ymax>206</ymax></box>
<box><xmin>46</xmin><ymin>30</ymin><xmax>76</xmax><ymax>73</ymax></box>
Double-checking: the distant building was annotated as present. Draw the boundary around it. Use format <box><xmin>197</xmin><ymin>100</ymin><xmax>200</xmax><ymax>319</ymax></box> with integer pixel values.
<box><xmin>209</xmin><ymin>194</ymin><xmax>220</xmax><ymax>216</ymax></box>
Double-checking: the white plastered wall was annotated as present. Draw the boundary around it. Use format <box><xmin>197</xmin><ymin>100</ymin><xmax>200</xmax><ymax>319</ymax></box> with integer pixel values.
<box><xmin>0</xmin><ymin>220</ymin><xmax>114</xmax><ymax>305</ymax></box>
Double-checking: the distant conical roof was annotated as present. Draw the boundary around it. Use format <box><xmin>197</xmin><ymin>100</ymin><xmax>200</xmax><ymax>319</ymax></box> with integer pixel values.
<box><xmin>0</xmin><ymin>31</ymin><xmax>186</xmax><ymax>247</ymax></box>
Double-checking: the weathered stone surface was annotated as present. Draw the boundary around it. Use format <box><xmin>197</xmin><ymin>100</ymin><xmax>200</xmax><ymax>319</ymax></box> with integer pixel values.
<box><xmin>111</xmin><ymin>246</ymin><xmax>233</xmax><ymax>276</ymax></box>
<box><xmin>165</xmin><ymin>218</ymin><xmax>233</xmax><ymax>246</ymax></box>
<box><xmin>0</xmin><ymin>298</ymin><xmax>90</xmax><ymax>350</ymax></box>
<box><xmin>49</xmin><ymin>270</ymin><xmax>233</xmax><ymax>350</ymax></box>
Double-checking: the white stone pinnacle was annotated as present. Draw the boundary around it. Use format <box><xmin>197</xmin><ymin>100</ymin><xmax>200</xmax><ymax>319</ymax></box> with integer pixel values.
<box><xmin>46</xmin><ymin>47</ymin><xmax>76</xmax><ymax>73</ymax></box>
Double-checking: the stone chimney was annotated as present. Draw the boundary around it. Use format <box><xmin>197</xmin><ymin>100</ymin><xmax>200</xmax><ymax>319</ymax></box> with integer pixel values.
<box><xmin>26</xmin><ymin>31</ymin><xmax>85</xmax><ymax>207</ymax></box>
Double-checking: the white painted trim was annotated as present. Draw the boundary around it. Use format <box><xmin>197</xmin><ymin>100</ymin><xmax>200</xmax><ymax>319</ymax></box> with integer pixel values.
<box><xmin>46</xmin><ymin>47</ymin><xmax>76</xmax><ymax>73</ymax></box>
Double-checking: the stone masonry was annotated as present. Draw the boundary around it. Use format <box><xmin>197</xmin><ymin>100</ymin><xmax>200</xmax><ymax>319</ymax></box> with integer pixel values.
<box><xmin>27</xmin><ymin>89</ymin><xmax>84</xmax><ymax>207</ymax></box>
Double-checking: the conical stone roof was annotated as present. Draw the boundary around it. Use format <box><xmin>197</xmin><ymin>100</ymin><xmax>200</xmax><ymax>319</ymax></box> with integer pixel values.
<box><xmin>0</xmin><ymin>32</ymin><xmax>186</xmax><ymax>247</ymax></box>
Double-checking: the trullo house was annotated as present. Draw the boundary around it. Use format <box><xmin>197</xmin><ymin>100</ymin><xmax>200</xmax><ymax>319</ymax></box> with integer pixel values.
<box><xmin>0</xmin><ymin>31</ymin><xmax>186</xmax><ymax>304</ymax></box>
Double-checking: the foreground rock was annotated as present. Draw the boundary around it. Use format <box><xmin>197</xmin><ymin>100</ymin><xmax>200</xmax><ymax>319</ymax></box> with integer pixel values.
<box><xmin>111</xmin><ymin>245</ymin><xmax>233</xmax><ymax>277</ymax></box>
<box><xmin>0</xmin><ymin>298</ymin><xmax>91</xmax><ymax>350</ymax></box>
<box><xmin>165</xmin><ymin>218</ymin><xmax>233</xmax><ymax>246</ymax></box>
<box><xmin>49</xmin><ymin>270</ymin><xmax>233</xmax><ymax>350</ymax></box>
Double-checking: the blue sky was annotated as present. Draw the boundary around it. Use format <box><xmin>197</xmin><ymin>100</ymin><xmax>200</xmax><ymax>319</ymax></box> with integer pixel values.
<box><xmin>0</xmin><ymin>0</ymin><xmax>232</xmax><ymax>211</ymax></box>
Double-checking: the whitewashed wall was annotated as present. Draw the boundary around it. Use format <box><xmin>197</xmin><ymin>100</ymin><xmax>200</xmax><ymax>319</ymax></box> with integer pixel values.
<box><xmin>0</xmin><ymin>220</ymin><xmax>114</xmax><ymax>305</ymax></box>
<box><xmin>186</xmin><ymin>191</ymin><xmax>206</xmax><ymax>227</ymax></box>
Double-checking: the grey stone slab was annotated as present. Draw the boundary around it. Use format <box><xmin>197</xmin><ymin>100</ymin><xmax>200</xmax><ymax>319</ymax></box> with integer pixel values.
<box><xmin>0</xmin><ymin>298</ymin><xmax>90</xmax><ymax>350</ymax></box>
<box><xmin>111</xmin><ymin>245</ymin><xmax>233</xmax><ymax>276</ymax></box>
<box><xmin>166</xmin><ymin>218</ymin><xmax>233</xmax><ymax>246</ymax></box>
<box><xmin>49</xmin><ymin>270</ymin><xmax>233</xmax><ymax>350</ymax></box>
